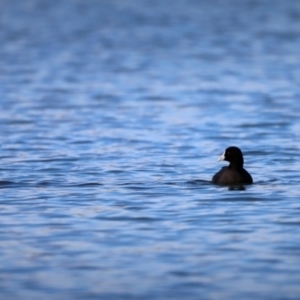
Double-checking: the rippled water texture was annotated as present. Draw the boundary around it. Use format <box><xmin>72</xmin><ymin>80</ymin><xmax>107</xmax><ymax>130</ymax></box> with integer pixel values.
<box><xmin>1</xmin><ymin>0</ymin><xmax>300</xmax><ymax>299</ymax></box>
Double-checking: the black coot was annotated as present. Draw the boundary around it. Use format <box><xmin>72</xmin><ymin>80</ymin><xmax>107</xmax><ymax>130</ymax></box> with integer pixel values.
<box><xmin>212</xmin><ymin>146</ymin><xmax>253</xmax><ymax>185</ymax></box>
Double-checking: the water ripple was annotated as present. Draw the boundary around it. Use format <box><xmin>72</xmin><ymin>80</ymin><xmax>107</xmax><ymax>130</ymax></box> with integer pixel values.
<box><xmin>1</xmin><ymin>0</ymin><xmax>300</xmax><ymax>299</ymax></box>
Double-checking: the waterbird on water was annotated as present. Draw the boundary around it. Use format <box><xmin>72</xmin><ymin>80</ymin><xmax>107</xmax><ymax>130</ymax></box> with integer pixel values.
<box><xmin>212</xmin><ymin>146</ymin><xmax>253</xmax><ymax>185</ymax></box>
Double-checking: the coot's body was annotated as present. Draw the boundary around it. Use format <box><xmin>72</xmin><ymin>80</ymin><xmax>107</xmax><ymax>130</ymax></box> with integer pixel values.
<box><xmin>212</xmin><ymin>146</ymin><xmax>253</xmax><ymax>185</ymax></box>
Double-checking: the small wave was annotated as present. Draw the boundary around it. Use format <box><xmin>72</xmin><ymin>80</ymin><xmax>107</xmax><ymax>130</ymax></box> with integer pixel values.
<box><xmin>0</xmin><ymin>180</ymin><xmax>15</xmax><ymax>186</ymax></box>
<box><xmin>72</xmin><ymin>182</ymin><xmax>103</xmax><ymax>187</ymax></box>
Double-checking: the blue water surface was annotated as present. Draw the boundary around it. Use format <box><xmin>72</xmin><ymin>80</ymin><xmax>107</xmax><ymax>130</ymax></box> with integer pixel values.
<box><xmin>1</xmin><ymin>0</ymin><xmax>300</xmax><ymax>299</ymax></box>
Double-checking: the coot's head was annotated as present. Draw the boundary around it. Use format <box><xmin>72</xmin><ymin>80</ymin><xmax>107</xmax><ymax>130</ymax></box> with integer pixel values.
<box><xmin>218</xmin><ymin>146</ymin><xmax>244</xmax><ymax>167</ymax></box>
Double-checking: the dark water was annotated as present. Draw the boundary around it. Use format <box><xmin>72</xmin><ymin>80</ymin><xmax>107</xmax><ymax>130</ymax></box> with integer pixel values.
<box><xmin>1</xmin><ymin>0</ymin><xmax>300</xmax><ymax>299</ymax></box>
